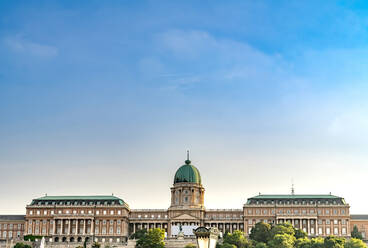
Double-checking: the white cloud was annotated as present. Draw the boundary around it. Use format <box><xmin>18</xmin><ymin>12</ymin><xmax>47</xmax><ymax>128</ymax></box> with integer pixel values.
<box><xmin>4</xmin><ymin>35</ymin><xmax>58</xmax><ymax>58</ymax></box>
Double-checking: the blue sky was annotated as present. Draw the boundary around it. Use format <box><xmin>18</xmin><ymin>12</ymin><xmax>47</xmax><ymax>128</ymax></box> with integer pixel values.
<box><xmin>1</xmin><ymin>0</ymin><xmax>368</xmax><ymax>213</ymax></box>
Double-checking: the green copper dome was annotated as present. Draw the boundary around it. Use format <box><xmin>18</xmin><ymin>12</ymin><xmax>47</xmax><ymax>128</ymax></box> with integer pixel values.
<box><xmin>174</xmin><ymin>159</ymin><xmax>202</xmax><ymax>184</ymax></box>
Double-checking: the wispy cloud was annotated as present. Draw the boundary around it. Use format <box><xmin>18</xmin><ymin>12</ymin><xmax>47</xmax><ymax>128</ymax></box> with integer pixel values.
<box><xmin>4</xmin><ymin>35</ymin><xmax>58</xmax><ymax>58</ymax></box>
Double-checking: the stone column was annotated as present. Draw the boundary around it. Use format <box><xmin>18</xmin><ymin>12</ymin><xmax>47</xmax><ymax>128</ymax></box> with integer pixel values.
<box><xmin>316</xmin><ymin>219</ymin><xmax>319</xmax><ymax>236</ymax></box>
<box><xmin>68</xmin><ymin>219</ymin><xmax>71</xmax><ymax>235</ymax></box>
<box><xmin>91</xmin><ymin>219</ymin><xmax>94</xmax><ymax>235</ymax></box>
<box><xmin>53</xmin><ymin>220</ymin><xmax>56</xmax><ymax>235</ymax></box>
<box><xmin>307</xmin><ymin>219</ymin><xmax>310</xmax><ymax>235</ymax></box>
<box><xmin>61</xmin><ymin>220</ymin><xmax>64</xmax><ymax>235</ymax></box>
<box><xmin>83</xmin><ymin>220</ymin><xmax>86</xmax><ymax>235</ymax></box>
<box><xmin>76</xmin><ymin>220</ymin><xmax>79</xmax><ymax>235</ymax></box>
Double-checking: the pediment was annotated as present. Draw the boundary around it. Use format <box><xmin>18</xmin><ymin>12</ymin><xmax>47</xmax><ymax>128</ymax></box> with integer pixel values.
<box><xmin>172</xmin><ymin>213</ymin><xmax>199</xmax><ymax>220</ymax></box>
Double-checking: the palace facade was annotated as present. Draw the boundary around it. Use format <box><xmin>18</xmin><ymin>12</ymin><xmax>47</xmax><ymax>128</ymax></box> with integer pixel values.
<box><xmin>1</xmin><ymin>157</ymin><xmax>368</xmax><ymax>244</ymax></box>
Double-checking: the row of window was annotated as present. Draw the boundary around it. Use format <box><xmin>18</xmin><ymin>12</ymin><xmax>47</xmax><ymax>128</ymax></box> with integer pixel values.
<box><xmin>33</xmin><ymin>200</ymin><xmax>122</xmax><ymax>206</ymax></box>
<box><xmin>247</xmin><ymin>219</ymin><xmax>348</xmax><ymax>225</ymax></box>
<box><xmin>29</xmin><ymin>209</ymin><xmax>123</xmax><ymax>216</ymax></box>
<box><xmin>206</xmin><ymin>214</ymin><xmax>242</xmax><ymax>219</ymax></box>
<box><xmin>0</xmin><ymin>224</ymin><xmax>22</xmax><ymax>229</ymax></box>
<box><xmin>136</xmin><ymin>214</ymin><xmax>168</xmax><ymax>219</ymax></box>
<box><xmin>31</xmin><ymin>226</ymin><xmax>122</xmax><ymax>235</ymax></box>
<box><xmin>29</xmin><ymin>219</ymin><xmax>122</xmax><ymax>225</ymax></box>
<box><xmin>247</xmin><ymin>208</ymin><xmax>346</xmax><ymax>215</ymax></box>
<box><xmin>250</xmin><ymin>200</ymin><xmax>344</xmax><ymax>205</ymax></box>
<box><xmin>0</xmin><ymin>231</ymin><xmax>22</xmax><ymax>238</ymax></box>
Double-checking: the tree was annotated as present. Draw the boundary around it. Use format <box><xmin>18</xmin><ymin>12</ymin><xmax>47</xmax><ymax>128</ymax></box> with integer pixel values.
<box><xmin>310</xmin><ymin>238</ymin><xmax>324</xmax><ymax>248</ymax></box>
<box><xmin>351</xmin><ymin>226</ymin><xmax>363</xmax><ymax>240</ymax></box>
<box><xmin>223</xmin><ymin>230</ymin><xmax>250</xmax><ymax>248</ymax></box>
<box><xmin>267</xmin><ymin>233</ymin><xmax>295</xmax><ymax>248</ymax></box>
<box><xmin>270</xmin><ymin>223</ymin><xmax>295</xmax><ymax>238</ymax></box>
<box><xmin>136</xmin><ymin>228</ymin><xmax>165</xmax><ymax>248</ymax></box>
<box><xmin>249</xmin><ymin>222</ymin><xmax>271</xmax><ymax>243</ymax></box>
<box><xmin>13</xmin><ymin>243</ymin><xmax>31</xmax><ymax>248</ymax></box>
<box><xmin>324</xmin><ymin>236</ymin><xmax>345</xmax><ymax>248</ymax></box>
<box><xmin>91</xmin><ymin>242</ymin><xmax>101</xmax><ymax>248</ymax></box>
<box><xmin>295</xmin><ymin>237</ymin><xmax>311</xmax><ymax>248</ymax></box>
<box><xmin>294</xmin><ymin>229</ymin><xmax>308</xmax><ymax>239</ymax></box>
<box><xmin>220</xmin><ymin>244</ymin><xmax>237</xmax><ymax>248</ymax></box>
<box><xmin>344</xmin><ymin>238</ymin><xmax>367</xmax><ymax>248</ymax></box>
<box><xmin>254</xmin><ymin>242</ymin><xmax>268</xmax><ymax>248</ymax></box>
<box><xmin>184</xmin><ymin>244</ymin><xmax>197</xmax><ymax>248</ymax></box>
<box><xmin>131</xmin><ymin>229</ymin><xmax>148</xmax><ymax>239</ymax></box>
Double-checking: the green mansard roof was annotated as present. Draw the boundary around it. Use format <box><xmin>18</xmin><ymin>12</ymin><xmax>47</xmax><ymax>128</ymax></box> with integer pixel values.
<box><xmin>30</xmin><ymin>195</ymin><xmax>128</xmax><ymax>207</ymax></box>
<box><xmin>174</xmin><ymin>159</ymin><xmax>202</xmax><ymax>184</ymax></box>
<box><xmin>35</xmin><ymin>195</ymin><xmax>122</xmax><ymax>201</ymax></box>
<box><xmin>250</xmin><ymin>194</ymin><xmax>341</xmax><ymax>199</ymax></box>
<box><xmin>246</xmin><ymin>194</ymin><xmax>346</xmax><ymax>205</ymax></box>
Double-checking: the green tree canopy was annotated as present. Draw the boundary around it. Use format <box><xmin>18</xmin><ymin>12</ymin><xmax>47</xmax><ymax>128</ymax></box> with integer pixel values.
<box><xmin>295</xmin><ymin>237</ymin><xmax>312</xmax><ymax>248</ymax></box>
<box><xmin>267</xmin><ymin>233</ymin><xmax>295</xmax><ymax>248</ymax></box>
<box><xmin>136</xmin><ymin>228</ymin><xmax>165</xmax><ymax>248</ymax></box>
<box><xmin>311</xmin><ymin>238</ymin><xmax>325</xmax><ymax>248</ymax></box>
<box><xmin>184</xmin><ymin>244</ymin><xmax>197</xmax><ymax>248</ymax></box>
<box><xmin>344</xmin><ymin>238</ymin><xmax>367</xmax><ymax>248</ymax></box>
<box><xmin>13</xmin><ymin>243</ymin><xmax>31</xmax><ymax>248</ymax></box>
<box><xmin>255</xmin><ymin>242</ymin><xmax>268</xmax><ymax>248</ymax></box>
<box><xmin>220</xmin><ymin>244</ymin><xmax>237</xmax><ymax>248</ymax></box>
<box><xmin>351</xmin><ymin>226</ymin><xmax>363</xmax><ymax>240</ymax></box>
<box><xmin>295</xmin><ymin>229</ymin><xmax>308</xmax><ymax>239</ymax></box>
<box><xmin>270</xmin><ymin>223</ymin><xmax>295</xmax><ymax>238</ymax></box>
<box><xmin>223</xmin><ymin>230</ymin><xmax>250</xmax><ymax>248</ymax></box>
<box><xmin>131</xmin><ymin>229</ymin><xmax>148</xmax><ymax>240</ymax></box>
<box><xmin>249</xmin><ymin>222</ymin><xmax>271</xmax><ymax>243</ymax></box>
<box><xmin>324</xmin><ymin>236</ymin><xmax>345</xmax><ymax>248</ymax></box>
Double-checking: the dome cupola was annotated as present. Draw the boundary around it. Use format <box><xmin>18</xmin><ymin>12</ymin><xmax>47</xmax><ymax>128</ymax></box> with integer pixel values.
<box><xmin>173</xmin><ymin>157</ymin><xmax>201</xmax><ymax>184</ymax></box>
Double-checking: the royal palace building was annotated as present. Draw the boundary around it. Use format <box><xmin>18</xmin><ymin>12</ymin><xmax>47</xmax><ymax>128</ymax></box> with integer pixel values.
<box><xmin>1</xmin><ymin>157</ymin><xmax>368</xmax><ymax>245</ymax></box>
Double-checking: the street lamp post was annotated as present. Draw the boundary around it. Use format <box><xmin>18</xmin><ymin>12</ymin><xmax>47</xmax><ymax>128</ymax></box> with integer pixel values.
<box><xmin>193</xmin><ymin>227</ymin><xmax>219</xmax><ymax>248</ymax></box>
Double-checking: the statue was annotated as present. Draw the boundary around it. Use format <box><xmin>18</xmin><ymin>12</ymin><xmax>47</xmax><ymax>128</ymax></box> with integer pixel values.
<box><xmin>177</xmin><ymin>223</ymin><xmax>184</xmax><ymax>240</ymax></box>
<box><xmin>40</xmin><ymin>237</ymin><xmax>45</xmax><ymax>248</ymax></box>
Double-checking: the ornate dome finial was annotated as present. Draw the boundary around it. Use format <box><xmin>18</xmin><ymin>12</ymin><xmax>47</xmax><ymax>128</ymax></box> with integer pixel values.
<box><xmin>185</xmin><ymin>150</ymin><xmax>191</xmax><ymax>164</ymax></box>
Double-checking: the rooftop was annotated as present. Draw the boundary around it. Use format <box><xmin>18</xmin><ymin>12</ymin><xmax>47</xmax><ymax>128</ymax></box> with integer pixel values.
<box><xmin>29</xmin><ymin>195</ymin><xmax>128</xmax><ymax>207</ymax></box>
<box><xmin>0</xmin><ymin>215</ymin><xmax>25</xmax><ymax>221</ymax></box>
<box><xmin>249</xmin><ymin>194</ymin><xmax>342</xmax><ymax>199</ymax></box>
<box><xmin>34</xmin><ymin>195</ymin><xmax>122</xmax><ymax>201</ymax></box>
<box><xmin>351</xmin><ymin>215</ymin><xmax>368</xmax><ymax>220</ymax></box>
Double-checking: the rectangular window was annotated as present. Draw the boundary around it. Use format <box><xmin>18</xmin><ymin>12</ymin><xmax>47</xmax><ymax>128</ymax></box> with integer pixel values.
<box><xmin>318</xmin><ymin>227</ymin><xmax>323</xmax><ymax>235</ymax></box>
<box><xmin>326</xmin><ymin>220</ymin><xmax>330</xmax><ymax>224</ymax></box>
<box><xmin>334</xmin><ymin>227</ymin><xmax>338</xmax><ymax>235</ymax></box>
<box><xmin>326</xmin><ymin>227</ymin><xmax>330</xmax><ymax>235</ymax></box>
<box><xmin>342</xmin><ymin>219</ymin><xmax>346</xmax><ymax>225</ymax></box>
<box><xmin>118</xmin><ymin>210</ymin><xmax>121</xmax><ymax>215</ymax></box>
<box><xmin>248</xmin><ymin>219</ymin><xmax>252</xmax><ymax>225</ymax></box>
<box><xmin>334</xmin><ymin>220</ymin><xmax>338</xmax><ymax>225</ymax></box>
<box><xmin>342</xmin><ymin>228</ymin><xmax>346</xmax><ymax>235</ymax></box>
